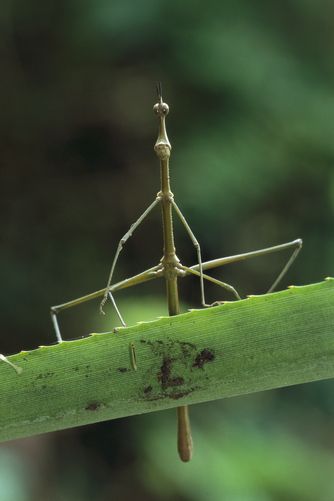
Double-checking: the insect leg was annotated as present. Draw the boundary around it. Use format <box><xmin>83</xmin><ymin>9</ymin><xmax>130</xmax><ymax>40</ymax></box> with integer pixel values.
<box><xmin>181</xmin><ymin>264</ymin><xmax>241</xmax><ymax>301</ymax></box>
<box><xmin>190</xmin><ymin>239</ymin><xmax>302</xmax><ymax>294</ymax></box>
<box><xmin>50</xmin><ymin>265</ymin><xmax>161</xmax><ymax>342</ymax></box>
<box><xmin>171</xmin><ymin>201</ymin><xmax>207</xmax><ymax>306</ymax></box>
<box><xmin>100</xmin><ymin>198</ymin><xmax>160</xmax><ymax>314</ymax></box>
<box><xmin>266</xmin><ymin>243</ymin><xmax>302</xmax><ymax>293</ymax></box>
<box><xmin>50</xmin><ymin>308</ymin><xmax>63</xmax><ymax>342</ymax></box>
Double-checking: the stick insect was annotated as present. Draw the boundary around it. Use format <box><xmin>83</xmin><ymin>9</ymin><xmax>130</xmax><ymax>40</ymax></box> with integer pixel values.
<box><xmin>51</xmin><ymin>84</ymin><xmax>302</xmax><ymax>462</ymax></box>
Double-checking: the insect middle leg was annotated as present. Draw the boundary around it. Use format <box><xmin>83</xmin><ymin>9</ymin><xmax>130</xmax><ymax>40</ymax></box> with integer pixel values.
<box><xmin>180</xmin><ymin>264</ymin><xmax>241</xmax><ymax>301</ymax></box>
<box><xmin>171</xmin><ymin>200</ymin><xmax>208</xmax><ymax>306</ymax></box>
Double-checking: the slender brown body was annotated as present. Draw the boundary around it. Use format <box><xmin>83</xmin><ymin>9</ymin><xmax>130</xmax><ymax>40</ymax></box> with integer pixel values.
<box><xmin>154</xmin><ymin>96</ymin><xmax>193</xmax><ymax>462</ymax></box>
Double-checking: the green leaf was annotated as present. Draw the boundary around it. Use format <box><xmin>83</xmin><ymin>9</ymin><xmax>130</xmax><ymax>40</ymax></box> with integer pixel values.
<box><xmin>0</xmin><ymin>279</ymin><xmax>333</xmax><ymax>443</ymax></box>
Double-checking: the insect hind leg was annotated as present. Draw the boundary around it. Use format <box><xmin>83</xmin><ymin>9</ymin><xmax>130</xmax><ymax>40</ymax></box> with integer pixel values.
<box><xmin>50</xmin><ymin>307</ymin><xmax>63</xmax><ymax>343</ymax></box>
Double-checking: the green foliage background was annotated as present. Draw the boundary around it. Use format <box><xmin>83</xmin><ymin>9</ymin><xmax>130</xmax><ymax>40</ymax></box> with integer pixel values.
<box><xmin>0</xmin><ymin>0</ymin><xmax>333</xmax><ymax>499</ymax></box>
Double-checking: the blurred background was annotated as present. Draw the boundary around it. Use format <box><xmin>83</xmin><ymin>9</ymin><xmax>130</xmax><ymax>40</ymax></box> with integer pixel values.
<box><xmin>0</xmin><ymin>0</ymin><xmax>334</xmax><ymax>499</ymax></box>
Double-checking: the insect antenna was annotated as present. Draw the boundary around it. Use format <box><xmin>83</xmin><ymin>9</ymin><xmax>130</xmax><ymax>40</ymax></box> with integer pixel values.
<box><xmin>156</xmin><ymin>81</ymin><xmax>163</xmax><ymax>103</ymax></box>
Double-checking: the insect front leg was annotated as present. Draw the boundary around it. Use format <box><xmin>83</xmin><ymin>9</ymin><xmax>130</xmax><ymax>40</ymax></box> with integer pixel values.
<box><xmin>100</xmin><ymin>198</ymin><xmax>160</xmax><ymax>314</ymax></box>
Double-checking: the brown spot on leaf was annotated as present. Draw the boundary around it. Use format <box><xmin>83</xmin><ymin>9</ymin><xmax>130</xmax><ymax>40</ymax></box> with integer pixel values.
<box><xmin>193</xmin><ymin>348</ymin><xmax>215</xmax><ymax>369</ymax></box>
<box><xmin>143</xmin><ymin>386</ymin><xmax>199</xmax><ymax>402</ymax></box>
<box><xmin>170</xmin><ymin>389</ymin><xmax>193</xmax><ymax>400</ymax></box>
<box><xmin>117</xmin><ymin>367</ymin><xmax>129</xmax><ymax>373</ymax></box>
<box><xmin>85</xmin><ymin>402</ymin><xmax>101</xmax><ymax>411</ymax></box>
<box><xmin>158</xmin><ymin>356</ymin><xmax>184</xmax><ymax>389</ymax></box>
<box><xmin>36</xmin><ymin>371</ymin><xmax>54</xmax><ymax>380</ymax></box>
<box><xmin>178</xmin><ymin>341</ymin><xmax>197</xmax><ymax>358</ymax></box>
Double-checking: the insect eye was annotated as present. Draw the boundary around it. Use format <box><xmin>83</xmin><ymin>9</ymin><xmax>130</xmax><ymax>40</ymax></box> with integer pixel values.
<box><xmin>161</xmin><ymin>103</ymin><xmax>169</xmax><ymax>114</ymax></box>
<box><xmin>153</xmin><ymin>103</ymin><xmax>169</xmax><ymax>116</ymax></box>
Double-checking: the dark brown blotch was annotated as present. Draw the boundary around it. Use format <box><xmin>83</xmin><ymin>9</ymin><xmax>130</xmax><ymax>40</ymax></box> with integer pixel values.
<box><xmin>158</xmin><ymin>356</ymin><xmax>184</xmax><ymax>389</ymax></box>
<box><xmin>170</xmin><ymin>388</ymin><xmax>193</xmax><ymax>400</ymax></box>
<box><xmin>85</xmin><ymin>402</ymin><xmax>101</xmax><ymax>411</ymax></box>
<box><xmin>193</xmin><ymin>348</ymin><xmax>215</xmax><ymax>369</ymax></box>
